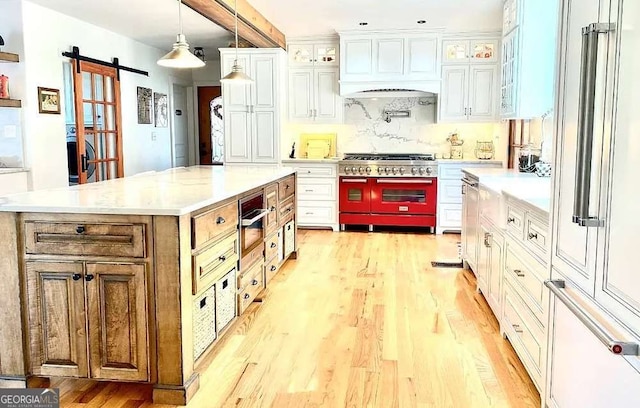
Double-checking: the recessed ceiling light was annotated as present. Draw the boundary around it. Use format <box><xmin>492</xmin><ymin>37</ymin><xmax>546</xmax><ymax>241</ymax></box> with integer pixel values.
<box><xmin>417</xmin><ymin>20</ymin><xmax>426</xmax><ymax>24</ymax></box>
<box><xmin>359</xmin><ymin>22</ymin><xmax>368</xmax><ymax>26</ymax></box>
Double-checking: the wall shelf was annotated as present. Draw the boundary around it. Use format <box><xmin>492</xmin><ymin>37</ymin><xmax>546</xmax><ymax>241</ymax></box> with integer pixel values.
<box><xmin>0</xmin><ymin>99</ymin><xmax>22</xmax><ymax>108</ymax></box>
<box><xmin>0</xmin><ymin>52</ymin><xmax>20</xmax><ymax>63</ymax></box>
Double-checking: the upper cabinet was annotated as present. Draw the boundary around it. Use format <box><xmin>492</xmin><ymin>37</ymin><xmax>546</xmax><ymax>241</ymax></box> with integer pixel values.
<box><xmin>439</xmin><ymin>35</ymin><xmax>501</xmax><ymax>123</ymax></box>
<box><xmin>287</xmin><ymin>38</ymin><xmax>343</xmax><ymax>124</ymax></box>
<box><xmin>500</xmin><ymin>0</ymin><xmax>559</xmax><ymax>119</ymax></box>
<box><xmin>338</xmin><ymin>30</ymin><xmax>441</xmax><ymax>94</ymax></box>
<box><xmin>220</xmin><ymin>49</ymin><xmax>287</xmax><ymax>163</ymax></box>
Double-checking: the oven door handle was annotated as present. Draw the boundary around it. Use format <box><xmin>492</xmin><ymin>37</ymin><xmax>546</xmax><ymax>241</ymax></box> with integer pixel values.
<box><xmin>461</xmin><ymin>178</ymin><xmax>478</xmax><ymax>188</ymax></box>
<box><xmin>341</xmin><ymin>179</ymin><xmax>368</xmax><ymax>183</ymax></box>
<box><xmin>241</xmin><ymin>209</ymin><xmax>270</xmax><ymax>226</ymax></box>
<box><xmin>376</xmin><ymin>179</ymin><xmax>433</xmax><ymax>184</ymax></box>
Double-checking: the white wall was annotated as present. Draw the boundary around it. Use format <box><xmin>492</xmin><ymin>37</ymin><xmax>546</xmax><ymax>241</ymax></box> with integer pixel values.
<box><xmin>6</xmin><ymin>0</ymin><xmax>193</xmax><ymax>190</ymax></box>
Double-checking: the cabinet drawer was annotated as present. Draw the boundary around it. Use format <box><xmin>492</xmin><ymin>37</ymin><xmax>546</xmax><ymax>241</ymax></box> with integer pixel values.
<box><xmin>279</xmin><ymin>195</ymin><xmax>295</xmax><ymax>224</ymax></box>
<box><xmin>279</xmin><ymin>175</ymin><xmax>296</xmax><ymax>201</ymax></box>
<box><xmin>503</xmin><ymin>281</ymin><xmax>543</xmax><ymax>387</ymax></box>
<box><xmin>298</xmin><ymin>201</ymin><xmax>336</xmax><ymax>225</ymax></box>
<box><xmin>265</xmin><ymin>231</ymin><xmax>279</xmax><ymax>262</ymax></box>
<box><xmin>439</xmin><ymin>180</ymin><xmax>463</xmax><ymax>203</ymax></box>
<box><xmin>505</xmin><ymin>243</ymin><xmax>546</xmax><ymax>326</ymax></box>
<box><xmin>265</xmin><ymin>256</ymin><xmax>280</xmax><ymax>285</ymax></box>
<box><xmin>192</xmin><ymin>232</ymin><xmax>238</xmax><ymax>295</ymax></box>
<box><xmin>439</xmin><ymin>165</ymin><xmax>463</xmax><ymax>180</ymax></box>
<box><xmin>24</xmin><ymin>221</ymin><xmax>146</xmax><ymax>258</ymax></box>
<box><xmin>297</xmin><ymin>178</ymin><xmax>337</xmax><ymax>201</ymax></box>
<box><xmin>524</xmin><ymin>214</ymin><xmax>548</xmax><ymax>260</ymax></box>
<box><xmin>438</xmin><ymin>203</ymin><xmax>462</xmax><ymax>228</ymax></box>
<box><xmin>238</xmin><ymin>262</ymin><xmax>264</xmax><ymax>314</ymax></box>
<box><xmin>506</xmin><ymin>204</ymin><xmax>525</xmax><ymax>239</ymax></box>
<box><xmin>192</xmin><ymin>201</ymin><xmax>238</xmax><ymax>250</ymax></box>
<box><xmin>293</xmin><ymin>165</ymin><xmax>336</xmax><ymax>178</ymax></box>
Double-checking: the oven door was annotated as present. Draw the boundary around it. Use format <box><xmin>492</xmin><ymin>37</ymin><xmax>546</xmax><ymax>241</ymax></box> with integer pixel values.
<box><xmin>370</xmin><ymin>178</ymin><xmax>437</xmax><ymax>215</ymax></box>
<box><xmin>339</xmin><ymin>177</ymin><xmax>371</xmax><ymax>213</ymax></box>
<box><xmin>239</xmin><ymin>193</ymin><xmax>268</xmax><ymax>258</ymax></box>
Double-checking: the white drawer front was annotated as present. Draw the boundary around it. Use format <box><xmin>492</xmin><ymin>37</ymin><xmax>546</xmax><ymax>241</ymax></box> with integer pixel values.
<box><xmin>505</xmin><ymin>242</ymin><xmax>547</xmax><ymax>326</ymax></box>
<box><xmin>439</xmin><ymin>165</ymin><xmax>463</xmax><ymax>180</ymax></box>
<box><xmin>524</xmin><ymin>214</ymin><xmax>548</xmax><ymax>260</ymax></box>
<box><xmin>439</xmin><ymin>180</ymin><xmax>463</xmax><ymax>204</ymax></box>
<box><xmin>298</xmin><ymin>201</ymin><xmax>337</xmax><ymax>225</ymax></box>
<box><xmin>506</xmin><ymin>204</ymin><xmax>525</xmax><ymax>239</ymax></box>
<box><xmin>438</xmin><ymin>203</ymin><xmax>462</xmax><ymax>228</ymax></box>
<box><xmin>291</xmin><ymin>164</ymin><xmax>337</xmax><ymax>178</ymax></box>
<box><xmin>297</xmin><ymin>178</ymin><xmax>337</xmax><ymax>201</ymax></box>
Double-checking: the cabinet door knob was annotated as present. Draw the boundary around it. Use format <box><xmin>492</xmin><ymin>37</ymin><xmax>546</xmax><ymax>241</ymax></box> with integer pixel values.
<box><xmin>270</xmin><ymin>242</ymin><xmax>277</xmax><ymax>248</ymax></box>
<box><xmin>219</xmin><ymin>255</ymin><xmax>227</xmax><ymax>262</ymax></box>
<box><xmin>243</xmin><ymin>293</ymin><xmax>250</xmax><ymax>300</ymax></box>
<box><xmin>72</xmin><ymin>273</ymin><xmax>82</xmax><ymax>281</ymax></box>
<box><xmin>285</xmin><ymin>185</ymin><xmax>290</xmax><ymax>190</ymax></box>
<box><xmin>528</xmin><ymin>232</ymin><xmax>538</xmax><ymax>240</ymax></box>
<box><xmin>217</xmin><ymin>216</ymin><xmax>226</xmax><ymax>224</ymax></box>
<box><xmin>85</xmin><ymin>274</ymin><xmax>94</xmax><ymax>282</ymax></box>
<box><xmin>252</xmin><ymin>279</ymin><xmax>259</xmax><ymax>286</ymax></box>
<box><xmin>270</xmin><ymin>206</ymin><xmax>276</xmax><ymax>212</ymax></box>
<box><xmin>270</xmin><ymin>265</ymin><xmax>276</xmax><ymax>271</ymax></box>
<box><xmin>514</xmin><ymin>269</ymin><xmax>525</xmax><ymax>278</ymax></box>
<box><xmin>76</xmin><ymin>225</ymin><xmax>86</xmax><ymax>234</ymax></box>
<box><xmin>507</xmin><ymin>217</ymin><xmax>515</xmax><ymax>223</ymax></box>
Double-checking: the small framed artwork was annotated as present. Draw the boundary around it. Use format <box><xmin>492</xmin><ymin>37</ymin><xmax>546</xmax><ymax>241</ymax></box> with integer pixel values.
<box><xmin>37</xmin><ymin>87</ymin><xmax>61</xmax><ymax>114</ymax></box>
<box><xmin>154</xmin><ymin>92</ymin><xmax>168</xmax><ymax>127</ymax></box>
<box><xmin>137</xmin><ymin>86</ymin><xmax>152</xmax><ymax>124</ymax></box>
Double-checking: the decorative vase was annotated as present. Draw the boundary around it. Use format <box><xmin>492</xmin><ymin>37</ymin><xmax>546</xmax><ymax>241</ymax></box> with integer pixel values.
<box><xmin>0</xmin><ymin>75</ymin><xmax>9</xmax><ymax>99</ymax></box>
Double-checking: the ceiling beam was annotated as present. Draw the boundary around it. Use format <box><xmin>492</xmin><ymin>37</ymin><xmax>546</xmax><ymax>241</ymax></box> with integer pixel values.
<box><xmin>182</xmin><ymin>0</ymin><xmax>286</xmax><ymax>49</ymax></box>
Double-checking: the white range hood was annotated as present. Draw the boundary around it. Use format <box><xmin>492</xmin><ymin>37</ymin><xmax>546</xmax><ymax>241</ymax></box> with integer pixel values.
<box><xmin>339</xmin><ymin>81</ymin><xmax>440</xmax><ymax>99</ymax></box>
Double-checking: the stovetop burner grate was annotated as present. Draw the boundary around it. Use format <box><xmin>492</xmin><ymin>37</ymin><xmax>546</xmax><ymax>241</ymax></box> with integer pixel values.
<box><xmin>342</xmin><ymin>153</ymin><xmax>436</xmax><ymax>161</ymax></box>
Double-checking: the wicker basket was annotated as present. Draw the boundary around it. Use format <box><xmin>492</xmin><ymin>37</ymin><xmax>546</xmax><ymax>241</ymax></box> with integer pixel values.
<box><xmin>193</xmin><ymin>284</ymin><xmax>216</xmax><ymax>361</ymax></box>
<box><xmin>215</xmin><ymin>268</ymin><xmax>237</xmax><ymax>333</ymax></box>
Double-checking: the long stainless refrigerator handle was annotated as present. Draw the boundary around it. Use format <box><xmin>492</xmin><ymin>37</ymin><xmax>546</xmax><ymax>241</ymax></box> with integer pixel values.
<box><xmin>545</xmin><ymin>280</ymin><xmax>638</xmax><ymax>356</ymax></box>
<box><xmin>572</xmin><ymin>23</ymin><xmax>615</xmax><ymax>228</ymax></box>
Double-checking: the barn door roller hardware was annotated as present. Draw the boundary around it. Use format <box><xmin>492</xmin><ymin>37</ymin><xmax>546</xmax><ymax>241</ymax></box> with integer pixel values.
<box><xmin>62</xmin><ymin>46</ymin><xmax>149</xmax><ymax>80</ymax></box>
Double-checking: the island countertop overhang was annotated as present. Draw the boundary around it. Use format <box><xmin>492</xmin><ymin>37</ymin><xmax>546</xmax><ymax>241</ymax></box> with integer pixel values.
<box><xmin>0</xmin><ymin>165</ymin><xmax>296</xmax><ymax>216</ymax></box>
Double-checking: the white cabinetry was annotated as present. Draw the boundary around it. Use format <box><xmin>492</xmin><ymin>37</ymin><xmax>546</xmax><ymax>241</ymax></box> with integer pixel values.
<box><xmin>282</xmin><ymin>161</ymin><xmax>338</xmax><ymax>231</ymax></box>
<box><xmin>439</xmin><ymin>35</ymin><xmax>500</xmax><ymax>123</ymax></box>
<box><xmin>547</xmin><ymin>2</ymin><xmax>640</xmax><ymax>407</ymax></box>
<box><xmin>288</xmin><ymin>39</ymin><xmax>342</xmax><ymax>124</ymax></box>
<box><xmin>499</xmin><ymin>0</ymin><xmax>559</xmax><ymax>119</ymax></box>
<box><xmin>220</xmin><ymin>49</ymin><xmax>286</xmax><ymax>163</ymax></box>
<box><xmin>338</xmin><ymin>30</ymin><xmax>440</xmax><ymax>95</ymax></box>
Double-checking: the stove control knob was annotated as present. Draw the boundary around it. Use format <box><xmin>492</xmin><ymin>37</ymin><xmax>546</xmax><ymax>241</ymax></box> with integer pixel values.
<box><xmin>426</xmin><ymin>167</ymin><xmax>433</xmax><ymax>175</ymax></box>
<box><xmin>359</xmin><ymin>167</ymin><xmax>365</xmax><ymax>174</ymax></box>
<box><xmin>384</xmin><ymin>167</ymin><xmax>391</xmax><ymax>174</ymax></box>
<box><xmin>344</xmin><ymin>167</ymin><xmax>350</xmax><ymax>174</ymax></box>
<box><xmin>366</xmin><ymin>167</ymin><xmax>372</xmax><ymax>174</ymax></box>
<box><xmin>419</xmin><ymin>167</ymin><xmax>426</xmax><ymax>175</ymax></box>
<box><xmin>377</xmin><ymin>167</ymin><xmax>382</xmax><ymax>174</ymax></box>
<box><xmin>392</xmin><ymin>167</ymin><xmax>399</xmax><ymax>174</ymax></box>
<box><xmin>411</xmin><ymin>167</ymin><xmax>418</xmax><ymax>175</ymax></box>
<box><xmin>399</xmin><ymin>167</ymin><xmax>406</xmax><ymax>175</ymax></box>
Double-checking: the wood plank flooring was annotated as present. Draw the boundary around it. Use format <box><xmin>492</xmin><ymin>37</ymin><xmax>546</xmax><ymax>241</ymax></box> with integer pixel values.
<box><xmin>32</xmin><ymin>229</ymin><xmax>540</xmax><ymax>407</ymax></box>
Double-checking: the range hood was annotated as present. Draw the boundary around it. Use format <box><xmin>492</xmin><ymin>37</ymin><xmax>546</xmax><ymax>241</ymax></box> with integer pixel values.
<box><xmin>340</xmin><ymin>80</ymin><xmax>440</xmax><ymax>99</ymax></box>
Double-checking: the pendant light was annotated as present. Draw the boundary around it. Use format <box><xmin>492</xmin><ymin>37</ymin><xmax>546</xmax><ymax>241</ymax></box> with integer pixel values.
<box><xmin>157</xmin><ymin>0</ymin><xmax>205</xmax><ymax>69</ymax></box>
<box><xmin>220</xmin><ymin>0</ymin><xmax>253</xmax><ymax>83</ymax></box>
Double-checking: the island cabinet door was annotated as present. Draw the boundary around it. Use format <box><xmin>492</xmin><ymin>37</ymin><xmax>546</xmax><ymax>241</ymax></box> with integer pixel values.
<box><xmin>85</xmin><ymin>263</ymin><xmax>149</xmax><ymax>382</ymax></box>
<box><xmin>26</xmin><ymin>261</ymin><xmax>88</xmax><ymax>378</ymax></box>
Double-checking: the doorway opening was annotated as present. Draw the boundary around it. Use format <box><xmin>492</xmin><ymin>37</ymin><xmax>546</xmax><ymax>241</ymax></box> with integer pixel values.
<box><xmin>197</xmin><ymin>86</ymin><xmax>222</xmax><ymax>165</ymax></box>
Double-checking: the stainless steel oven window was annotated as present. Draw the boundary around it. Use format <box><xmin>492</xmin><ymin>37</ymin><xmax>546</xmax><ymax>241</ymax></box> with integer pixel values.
<box><xmin>381</xmin><ymin>188</ymin><xmax>426</xmax><ymax>203</ymax></box>
<box><xmin>348</xmin><ymin>189</ymin><xmax>363</xmax><ymax>201</ymax></box>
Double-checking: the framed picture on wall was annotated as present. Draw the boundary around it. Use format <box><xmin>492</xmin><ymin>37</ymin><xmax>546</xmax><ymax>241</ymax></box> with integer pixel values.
<box><xmin>137</xmin><ymin>86</ymin><xmax>152</xmax><ymax>124</ymax></box>
<box><xmin>37</xmin><ymin>87</ymin><xmax>61</xmax><ymax>114</ymax></box>
<box><xmin>154</xmin><ymin>92</ymin><xmax>168</xmax><ymax>128</ymax></box>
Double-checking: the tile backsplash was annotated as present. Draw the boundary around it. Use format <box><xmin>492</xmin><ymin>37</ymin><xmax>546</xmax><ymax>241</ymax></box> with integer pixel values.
<box><xmin>0</xmin><ymin>109</ymin><xmax>24</xmax><ymax>168</ymax></box>
<box><xmin>284</xmin><ymin>97</ymin><xmax>507</xmax><ymax>161</ymax></box>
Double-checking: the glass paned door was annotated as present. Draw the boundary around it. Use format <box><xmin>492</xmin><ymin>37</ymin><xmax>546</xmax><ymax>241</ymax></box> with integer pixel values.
<box><xmin>73</xmin><ymin>61</ymin><xmax>123</xmax><ymax>184</ymax></box>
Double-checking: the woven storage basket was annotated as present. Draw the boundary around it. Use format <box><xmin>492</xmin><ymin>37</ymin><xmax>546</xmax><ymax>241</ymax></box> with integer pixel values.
<box><xmin>215</xmin><ymin>268</ymin><xmax>237</xmax><ymax>333</ymax></box>
<box><xmin>193</xmin><ymin>284</ymin><xmax>216</xmax><ymax>361</ymax></box>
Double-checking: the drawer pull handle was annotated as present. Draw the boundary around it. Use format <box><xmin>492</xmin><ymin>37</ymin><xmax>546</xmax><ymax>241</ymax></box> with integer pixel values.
<box><xmin>219</xmin><ymin>255</ymin><xmax>226</xmax><ymax>262</ymax></box>
<box><xmin>270</xmin><ymin>265</ymin><xmax>276</xmax><ymax>271</ymax></box>
<box><xmin>305</xmin><ymin>189</ymin><xmax>313</xmax><ymax>193</ymax></box>
<box><xmin>252</xmin><ymin>279</ymin><xmax>259</xmax><ymax>286</ymax></box>
<box><xmin>270</xmin><ymin>206</ymin><xmax>276</xmax><ymax>212</ymax></box>
<box><xmin>72</xmin><ymin>273</ymin><xmax>82</xmax><ymax>281</ymax></box>
<box><xmin>286</xmin><ymin>185</ymin><xmax>290</xmax><ymax>190</ymax></box>
<box><xmin>514</xmin><ymin>269</ymin><xmax>525</xmax><ymax>278</ymax></box>
<box><xmin>512</xmin><ymin>324</ymin><xmax>524</xmax><ymax>334</ymax></box>
<box><xmin>76</xmin><ymin>225</ymin><xmax>86</xmax><ymax>234</ymax></box>
<box><xmin>243</xmin><ymin>293</ymin><xmax>250</xmax><ymax>300</ymax></box>
<box><xmin>217</xmin><ymin>216</ymin><xmax>226</xmax><ymax>224</ymax></box>
<box><xmin>270</xmin><ymin>242</ymin><xmax>277</xmax><ymax>248</ymax></box>
<box><xmin>85</xmin><ymin>274</ymin><xmax>94</xmax><ymax>282</ymax></box>
<box><xmin>307</xmin><ymin>170</ymin><xmax>311</xmax><ymax>174</ymax></box>
<box><xmin>528</xmin><ymin>232</ymin><xmax>538</xmax><ymax>240</ymax></box>
<box><xmin>507</xmin><ymin>217</ymin><xmax>515</xmax><ymax>224</ymax></box>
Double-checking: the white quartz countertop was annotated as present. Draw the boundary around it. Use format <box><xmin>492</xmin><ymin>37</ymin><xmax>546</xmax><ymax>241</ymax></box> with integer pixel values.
<box><xmin>462</xmin><ymin>167</ymin><xmax>551</xmax><ymax>214</ymax></box>
<box><xmin>0</xmin><ymin>165</ymin><xmax>296</xmax><ymax>216</ymax></box>
<box><xmin>439</xmin><ymin>159</ymin><xmax>503</xmax><ymax>165</ymax></box>
<box><xmin>281</xmin><ymin>158</ymin><xmax>340</xmax><ymax>164</ymax></box>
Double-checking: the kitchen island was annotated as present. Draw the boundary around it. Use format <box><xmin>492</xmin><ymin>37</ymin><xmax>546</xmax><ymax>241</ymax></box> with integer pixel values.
<box><xmin>0</xmin><ymin>165</ymin><xmax>298</xmax><ymax>405</ymax></box>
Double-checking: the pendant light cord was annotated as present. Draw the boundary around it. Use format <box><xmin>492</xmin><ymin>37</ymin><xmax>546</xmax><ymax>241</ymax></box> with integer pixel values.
<box><xmin>234</xmin><ymin>0</ymin><xmax>239</xmax><ymax>63</ymax></box>
<box><xmin>178</xmin><ymin>0</ymin><xmax>184</xmax><ymax>36</ymax></box>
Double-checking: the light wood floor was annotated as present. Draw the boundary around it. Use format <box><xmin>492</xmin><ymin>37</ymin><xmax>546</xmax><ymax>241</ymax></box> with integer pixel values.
<box><xmin>34</xmin><ymin>229</ymin><xmax>540</xmax><ymax>407</ymax></box>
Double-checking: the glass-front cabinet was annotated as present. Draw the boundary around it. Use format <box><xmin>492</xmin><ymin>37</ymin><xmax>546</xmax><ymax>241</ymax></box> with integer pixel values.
<box><xmin>288</xmin><ymin>43</ymin><xmax>314</xmax><ymax>65</ymax></box>
<box><xmin>314</xmin><ymin>43</ymin><xmax>338</xmax><ymax>65</ymax></box>
<box><xmin>288</xmin><ymin>41</ymin><xmax>338</xmax><ymax>67</ymax></box>
<box><xmin>442</xmin><ymin>39</ymin><xmax>499</xmax><ymax>64</ymax></box>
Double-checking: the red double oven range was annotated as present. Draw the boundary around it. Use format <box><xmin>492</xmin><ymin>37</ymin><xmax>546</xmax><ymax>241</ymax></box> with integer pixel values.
<box><xmin>339</xmin><ymin>153</ymin><xmax>438</xmax><ymax>232</ymax></box>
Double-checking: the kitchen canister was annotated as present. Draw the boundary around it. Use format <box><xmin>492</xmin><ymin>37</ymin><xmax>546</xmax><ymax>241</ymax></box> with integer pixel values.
<box><xmin>0</xmin><ymin>75</ymin><xmax>9</xmax><ymax>99</ymax></box>
<box><xmin>535</xmin><ymin>161</ymin><xmax>552</xmax><ymax>177</ymax></box>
